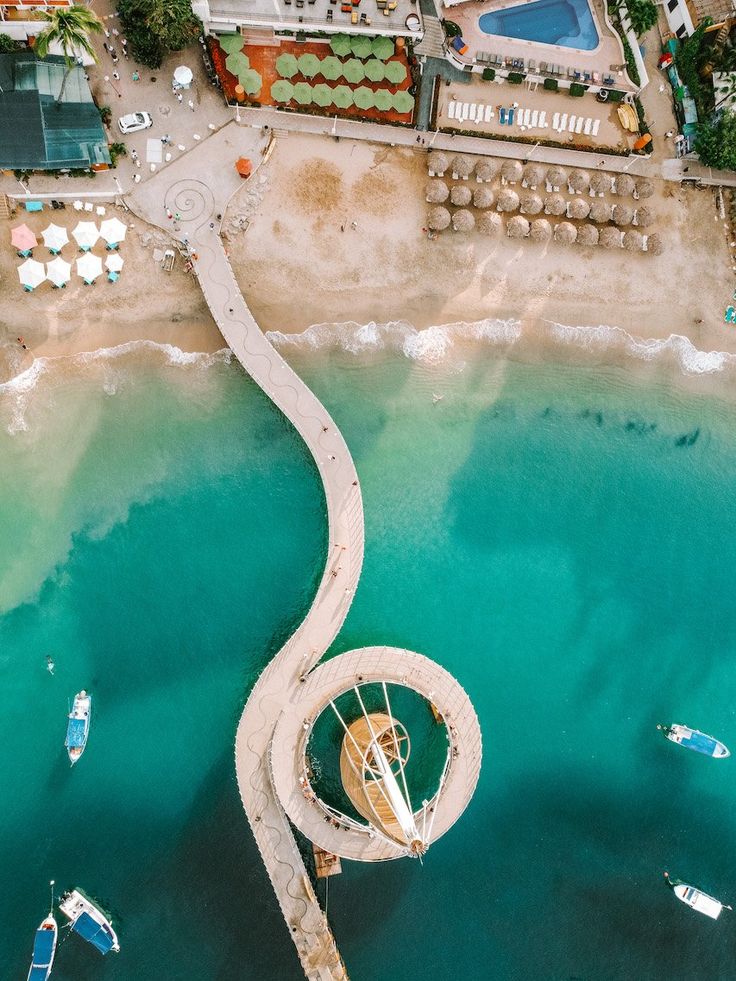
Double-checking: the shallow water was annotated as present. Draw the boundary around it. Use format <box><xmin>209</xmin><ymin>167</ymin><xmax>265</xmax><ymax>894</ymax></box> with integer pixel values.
<box><xmin>3</xmin><ymin>337</ymin><xmax>736</xmax><ymax>980</ymax></box>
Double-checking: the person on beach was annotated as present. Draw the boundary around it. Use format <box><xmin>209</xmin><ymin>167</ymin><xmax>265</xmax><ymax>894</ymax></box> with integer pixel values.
<box><xmin>17</xmin><ymin>336</ymin><xmax>27</xmax><ymax>350</ymax></box>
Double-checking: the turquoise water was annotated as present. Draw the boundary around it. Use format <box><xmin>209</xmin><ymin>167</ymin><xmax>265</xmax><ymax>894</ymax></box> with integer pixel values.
<box><xmin>3</xmin><ymin>338</ymin><xmax>736</xmax><ymax>979</ymax></box>
<box><xmin>479</xmin><ymin>0</ymin><xmax>599</xmax><ymax>51</ymax></box>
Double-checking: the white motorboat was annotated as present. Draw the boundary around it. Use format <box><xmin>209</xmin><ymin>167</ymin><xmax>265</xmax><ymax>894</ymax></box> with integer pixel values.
<box><xmin>665</xmin><ymin>871</ymin><xmax>732</xmax><ymax>920</ymax></box>
<box><xmin>59</xmin><ymin>889</ymin><xmax>120</xmax><ymax>954</ymax></box>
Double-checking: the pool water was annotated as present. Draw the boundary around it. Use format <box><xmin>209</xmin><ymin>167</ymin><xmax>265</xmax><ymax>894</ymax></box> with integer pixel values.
<box><xmin>479</xmin><ymin>0</ymin><xmax>599</xmax><ymax>51</ymax></box>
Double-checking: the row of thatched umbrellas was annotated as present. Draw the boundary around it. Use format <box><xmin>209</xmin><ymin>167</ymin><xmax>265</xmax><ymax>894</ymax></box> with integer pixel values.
<box><xmin>426</xmin><ymin>208</ymin><xmax>664</xmax><ymax>253</ymax></box>
<box><xmin>427</xmin><ymin>154</ymin><xmax>654</xmax><ymax>200</ymax></box>
<box><xmin>425</xmin><ymin>182</ymin><xmax>654</xmax><ymax>227</ymax></box>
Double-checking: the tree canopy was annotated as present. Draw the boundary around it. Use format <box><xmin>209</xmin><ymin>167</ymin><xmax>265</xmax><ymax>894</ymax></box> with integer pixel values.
<box><xmin>35</xmin><ymin>6</ymin><xmax>102</xmax><ymax>102</ymax></box>
<box><xmin>627</xmin><ymin>0</ymin><xmax>658</xmax><ymax>37</ymax></box>
<box><xmin>695</xmin><ymin>111</ymin><xmax>736</xmax><ymax>170</ymax></box>
<box><xmin>118</xmin><ymin>0</ymin><xmax>201</xmax><ymax>69</ymax></box>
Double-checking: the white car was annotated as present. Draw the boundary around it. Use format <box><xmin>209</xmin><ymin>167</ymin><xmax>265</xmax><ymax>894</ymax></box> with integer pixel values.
<box><xmin>117</xmin><ymin>111</ymin><xmax>153</xmax><ymax>135</ymax></box>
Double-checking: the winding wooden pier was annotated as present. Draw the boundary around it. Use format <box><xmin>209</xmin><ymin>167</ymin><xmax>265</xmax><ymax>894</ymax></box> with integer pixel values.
<box><xmin>129</xmin><ymin>127</ymin><xmax>481</xmax><ymax>981</ymax></box>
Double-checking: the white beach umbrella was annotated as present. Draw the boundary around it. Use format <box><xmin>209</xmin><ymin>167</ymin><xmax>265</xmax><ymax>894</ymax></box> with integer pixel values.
<box><xmin>18</xmin><ymin>258</ymin><xmax>46</xmax><ymax>289</ymax></box>
<box><xmin>42</xmin><ymin>223</ymin><xmax>69</xmax><ymax>252</ymax></box>
<box><xmin>99</xmin><ymin>217</ymin><xmax>128</xmax><ymax>245</ymax></box>
<box><xmin>46</xmin><ymin>257</ymin><xmax>72</xmax><ymax>287</ymax></box>
<box><xmin>72</xmin><ymin>221</ymin><xmax>100</xmax><ymax>250</ymax></box>
<box><xmin>105</xmin><ymin>253</ymin><xmax>124</xmax><ymax>272</ymax></box>
<box><xmin>77</xmin><ymin>253</ymin><xmax>104</xmax><ymax>282</ymax></box>
<box><xmin>173</xmin><ymin>65</ymin><xmax>193</xmax><ymax>87</ymax></box>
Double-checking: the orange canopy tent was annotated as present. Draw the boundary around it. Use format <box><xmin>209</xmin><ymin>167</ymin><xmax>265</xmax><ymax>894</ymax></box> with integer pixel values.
<box><xmin>235</xmin><ymin>157</ymin><xmax>252</xmax><ymax>178</ymax></box>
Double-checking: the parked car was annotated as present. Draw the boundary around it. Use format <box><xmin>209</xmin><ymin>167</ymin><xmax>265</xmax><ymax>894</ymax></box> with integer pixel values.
<box><xmin>117</xmin><ymin>111</ymin><xmax>153</xmax><ymax>134</ymax></box>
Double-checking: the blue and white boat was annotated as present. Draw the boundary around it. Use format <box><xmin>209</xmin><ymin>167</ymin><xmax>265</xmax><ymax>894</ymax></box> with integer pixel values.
<box><xmin>27</xmin><ymin>882</ymin><xmax>57</xmax><ymax>981</ymax></box>
<box><xmin>59</xmin><ymin>889</ymin><xmax>120</xmax><ymax>955</ymax></box>
<box><xmin>657</xmin><ymin>723</ymin><xmax>730</xmax><ymax>759</ymax></box>
<box><xmin>64</xmin><ymin>691</ymin><xmax>92</xmax><ymax>765</ymax></box>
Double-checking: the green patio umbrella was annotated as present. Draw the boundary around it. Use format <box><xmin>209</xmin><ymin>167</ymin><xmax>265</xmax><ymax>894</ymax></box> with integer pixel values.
<box><xmin>275</xmin><ymin>53</ymin><xmax>299</xmax><ymax>78</ymax></box>
<box><xmin>331</xmin><ymin>84</ymin><xmax>354</xmax><ymax>109</ymax></box>
<box><xmin>371</xmin><ymin>36</ymin><xmax>394</xmax><ymax>60</ymax></box>
<box><xmin>320</xmin><ymin>55</ymin><xmax>343</xmax><ymax>81</ymax></box>
<box><xmin>373</xmin><ymin>88</ymin><xmax>392</xmax><ymax>111</ymax></box>
<box><xmin>240</xmin><ymin>68</ymin><xmax>262</xmax><ymax>96</ymax></box>
<box><xmin>297</xmin><ymin>52</ymin><xmax>321</xmax><ymax>78</ymax></box>
<box><xmin>364</xmin><ymin>59</ymin><xmax>385</xmax><ymax>83</ymax></box>
<box><xmin>226</xmin><ymin>51</ymin><xmax>250</xmax><ymax>77</ymax></box>
<box><xmin>350</xmin><ymin>35</ymin><xmax>373</xmax><ymax>59</ymax></box>
<box><xmin>270</xmin><ymin>79</ymin><xmax>295</xmax><ymax>103</ymax></box>
<box><xmin>330</xmin><ymin>34</ymin><xmax>352</xmax><ymax>56</ymax></box>
<box><xmin>353</xmin><ymin>86</ymin><xmax>374</xmax><ymax>110</ymax></box>
<box><xmin>342</xmin><ymin>58</ymin><xmax>365</xmax><ymax>84</ymax></box>
<box><xmin>384</xmin><ymin>60</ymin><xmax>407</xmax><ymax>85</ymax></box>
<box><xmin>312</xmin><ymin>83</ymin><xmax>333</xmax><ymax>107</ymax></box>
<box><xmin>293</xmin><ymin>81</ymin><xmax>313</xmax><ymax>105</ymax></box>
<box><xmin>391</xmin><ymin>90</ymin><xmax>414</xmax><ymax>114</ymax></box>
<box><xmin>219</xmin><ymin>34</ymin><xmax>245</xmax><ymax>55</ymax></box>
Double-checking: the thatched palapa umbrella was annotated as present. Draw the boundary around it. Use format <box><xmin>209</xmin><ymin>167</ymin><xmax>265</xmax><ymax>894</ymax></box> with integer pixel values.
<box><xmin>546</xmin><ymin>166</ymin><xmax>566</xmax><ymax>191</ymax></box>
<box><xmin>425</xmin><ymin>180</ymin><xmax>449</xmax><ymax>204</ymax></box>
<box><xmin>589</xmin><ymin>172</ymin><xmax>611</xmax><ymax>196</ymax></box>
<box><xmin>451</xmin><ymin>184</ymin><xmax>472</xmax><ymax>207</ymax></box>
<box><xmin>427</xmin><ymin>206</ymin><xmax>451</xmax><ymax>231</ymax></box>
<box><xmin>554</xmin><ymin>221</ymin><xmax>577</xmax><ymax>245</ymax></box>
<box><xmin>452</xmin><ymin>209</ymin><xmax>475</xmax><ymax>232</ymax></box>
<box><xmin>530</xmin><ymin>218</ymin><xmax>552</xmax><ymax>242</ymax></box>
<box><xmin>576</xmin><ymin>224</ymin><xmax>599</xmax><ymax>246</ymax></box>
<box><xmin>568</xmin><ymin>169</ymin><xmax>590</xmax><ymax>194</ymax></box>
<box><xmin>614</xmin><ymin>174</ymin><xmax>635</xmax><ymax>197</ymax></box>
<box><xmin>567</xmin><ymin>198</ymin><xmax>590</xmax><ymax>220</ymax></box>
<box><xmin>612</xmin><ymin>203</ymin><xmax>634</xmax><ymax>227</ymax></box>
<box><xmin>622</xmin><ymin>229</ymin><xmax>644</xmax><ymax>252</ymax></box>
<box><xmin>634</xmin><ymin>179</ymin><xmax>654</xmax><ymax>200</ymax></box>
<box><xmin>520</xmin><ymin>192</ymin><xmax>543</xmax><ymax>215</ymax></box>
<box><xmin>497</xmin><ymin>188</ymin><xmax>520</xmax><ymax>212</ymax></box>
<box><xmin>522</xmin><ymin>164</ymin><xmax>545</xmax><ymax>190</ymax></box>
<box><xmin>544</xmin><ymin>193</ymin><xmax>566</xmax><ymax>216</ymax></box>
<box><xmin>451</xmin><ymin>155</ymin><xmax>474</xmax><ymax>180</ymax></box>
<box><xmin>599</xmin><ymin>226</ymin><xmax>622</xmax><ymax>249</ymax></box>
<box><xmin>589</xmin><ymin>200</ymin><xmax>611</xmax><ymax>223</ymax></box>
<box><xmin>634</xmin><ymin>206</ymin><xmax>654</xmax><ymax>228</ymax></box>
<box><xmin>502</xmin><ymin>160</ymin><xmax>523</xmax><ymax>184</ymax></box>
<box><xmin>646</xmin><ymin>233</ymin><xmax>664</xmax><ymax>255</ymax></box>
<box><xmin>478</xmin><ymin>212</ymin><xmax>502</xmax><ymax>236</ymax></box>
<box><xmin>507</xmin><ymin>215</ymin><xmax>530</xmax><ymax>239</ymax></box>
<box><xmin>475</xmin><ymin>159</ymin><xmax>497</xmax><ymax>183</ymax></box>
<box><xmin>473</xmin><ymin>187</ymin><xmax>494</xmax><ymax>209</ymax></box>
<box><xmin>428</xmin><ymin>152</ymin><xmax>449</xmax><ymax>177</ymax></box>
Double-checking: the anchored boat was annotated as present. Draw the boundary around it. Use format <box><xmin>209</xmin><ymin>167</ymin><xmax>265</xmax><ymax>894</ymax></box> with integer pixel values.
<box><xmin>27</xmin><ymin>882</ymin><xmax>57</xmax><ymax>981</ymax></box>
<box><xmin>65</xmin><ymin>691</ymin><xmax>92</xmax><ymax>765</ymax></box>
<box><xmin>657</xmin><ymin>723</ymin><xmax>729</xmax><ymax>759</ymax></box>
<box><xmin>664</xmin><ymin>872</ymin><xmax>732</xmax><ymax>919</ymax></box>
<box><xmin>59</xmin><ymin>889</ymin><xmax>120</xmax><ymax>955</ymax></box>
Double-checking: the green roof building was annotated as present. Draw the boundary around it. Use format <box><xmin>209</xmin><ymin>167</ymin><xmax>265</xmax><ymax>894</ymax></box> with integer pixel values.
<box><xmin>0</xmin><ymin>52</ymin><xmax>111</xmax><ymax>171</ymax></box>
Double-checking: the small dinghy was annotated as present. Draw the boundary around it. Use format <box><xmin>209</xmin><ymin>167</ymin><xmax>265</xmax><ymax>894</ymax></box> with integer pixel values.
<box><xmin>65</xmin><ymin>691</ymin><xmax>92</xmax><ymax>765</ymax></box>
<box><xmin>59</xmin><ymin>889</ymin><xmax>119</xmax><ymax>955</ymax></box>
<box><xmin>665</xmin><ymin>871</ymin><xmax>732</xmax><ymax>919</ymax></box>
<box><xmin>27</xmin><ymin>881</ymin><xmax>57</xmax><ymax>981</ymax></box>
<box><xmin>657</xmin><ymin>723</ymin><xmax>729</xmax><ymax>759</ymax></box>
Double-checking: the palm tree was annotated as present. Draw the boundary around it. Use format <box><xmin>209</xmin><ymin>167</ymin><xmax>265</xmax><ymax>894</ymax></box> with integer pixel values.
<box><xmin>35</xmin><ymin>6</ymin><xmax>103</xmax><ymax>104</ymax></box>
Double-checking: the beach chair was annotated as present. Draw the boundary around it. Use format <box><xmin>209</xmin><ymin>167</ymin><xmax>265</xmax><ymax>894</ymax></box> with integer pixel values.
<box><xmin>575</xmin><ymin>117</ymin><xmax>584</xmax><ymax>133</ymax></box>
<box><xmin>484</xmin><ymin>105</ymin><xmax>494</xmax><ymax>122</ymax></box>
<box><xmin>523</xmin><ymin>109</ymin><xmax>531</xmax><ymax>126</ymax></box>
<box><xmin>552</xmin><ymin>112</ymin><xmax>560</xmax><ymax>131</ymax></box>
<box><xmin>528</xmin><ymin>59</ymin><xmax>536</xmax><ymax>72</ymax></box>
<box><xmin>539</xmin><ymin>110</ymin><xmax>547</xmax><ymax>128</ymax></box>
<box><xmin>73</xmin><ymin>200</ymin><xmax>83</xmax><ymax>211</ymax></box>
<box><xmin>499</xmin><ymin>107</ymin><xmax>507</xmax><ymax>124</ymax></box>
<box><xmin>530</xmin><ymin>110</ymin><xmax>539</xmax><ymax>127</ymax></box>
<box><xmin>507</xmin><ymin>107</ymin><xmax>515</xmax><ymax>125</ymax></box>
<box><xmin>469</xmin><ymin>104</ymin><xmax>477</xmax><ymax>122</ymax></box>
<box><xmin>568</xmin><ymin>115</ymin><xmax>576</xmax><ymax>132</ymax></box>
<box><xmin>559</xmin><ymin>113</ymin><xmax>568</xmax><ymax>132</ymax></box>
<box><xmin>583</xmin><ymin>118</ymin><xmax>592</xmax><ymax>135</ymax></box>
<box><xmin>567</xmin><ymin>67</ymin><xmax>575</xmax><ymax>79</ymax></box>
<box><xmin>448</xmin><ymin>101</ymin><xmax>457</xmax><ymax>120</ymax></box>
<box><xmin>84</xmin><ymin>202</ymin><xmax>93</xmax><ymax>212</ymax></box>
<box><xmin>540</xmin><ymin>61</ymin><xmax>548</xmax><ymax>73</ymax></box>
<box><xmin>592</xmin><ymin>119</ymin><xmax>600</xmax><ymax>136</ymax></box>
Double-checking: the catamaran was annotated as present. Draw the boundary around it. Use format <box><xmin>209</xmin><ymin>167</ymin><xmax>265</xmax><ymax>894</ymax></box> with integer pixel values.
<box><xmin>65</xmin><ymin>691</ymin><xmax>92</xmax><ymax>765</ymax></box>
<box><xmin>26</xmin><ymin>882</ymin><xmax>57</xmax><ymax>981</ymax></box>
<box><xmin>59</xmin><ymin>889</ymin><xmax>120</xmax><ymax>955</ymax></box>
<box><xmin>657</xmin><ymin>723</ymin><xmax>730</xmax><ymax>758</ymax></box>
<box><xmin>664</xmin><ymin>871</ymin><xmax>732</xmax><ymax>919</ymax></box>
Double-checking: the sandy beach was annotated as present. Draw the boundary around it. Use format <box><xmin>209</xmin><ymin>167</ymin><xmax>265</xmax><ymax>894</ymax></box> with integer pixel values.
<box><xmin>224</xmin><ymin>134</ymin><xmax>736</xmax><ymax>358</ymax></box>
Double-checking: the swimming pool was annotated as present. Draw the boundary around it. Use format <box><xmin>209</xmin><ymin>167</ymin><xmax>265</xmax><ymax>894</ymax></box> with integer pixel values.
<box><xmin>479</xmin><ymin>0</ymin><xmax>599</xmax><ymax>51</ymax></box>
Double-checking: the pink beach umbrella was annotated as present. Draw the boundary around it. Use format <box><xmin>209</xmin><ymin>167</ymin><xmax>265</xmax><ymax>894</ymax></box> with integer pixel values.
<box><xmin>11</xmin><ymin>223</ymin><xmax>38</xmax><ymax>252</ymax></box>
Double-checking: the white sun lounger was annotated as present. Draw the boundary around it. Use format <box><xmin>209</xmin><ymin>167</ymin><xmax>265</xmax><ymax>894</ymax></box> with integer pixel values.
<box><xmin>539</xmin><ymin>110</ymin><xmax>547</xmax><ymax>128</ymax></box>
<box><xmin>484</xmin><ymin>104</ymin><xmax>494</xmax><ymax>121</ymax></box>
<box><xmin>448</xmin><ymin>101</ymin><xmax>457</xmax><ymax>119</ymax></box>
<box><xmin>583</xmin><ymin>117</ymin><xmax>592</xmax><ymax>135</ymax></box>
<box><xmin>524</xmin><ymin>108</ymin><xmax>532</xmax><ymax>126</ymax></box>
<box><xmin>530</xmin><ymin>110</ymin><xmax>539</xmax><ymax>127</ymax></box>
<box><xmin>558</xmin><ymin>113</ymin><xmax>568</xmax><ymax>132</ymax></box>
<box><xmin>552</xmin><ymin>112</ymin><xmax>560</xmax><ymax>130</ymax></box>
<box><xmin>568</xmin><ymin>115</ymin><xmax>576</xmax><ymax>132</ymax></box>
<box><xmin>592</xmin><ymin>118</ymin><xmax>600</xmax><ymax>136</ymax></box>
<box><xmin>575</xmin><ymin>116</ymin><xmax>584</xmax><ymax>133</ymax></box>
<box><xmin>469</xmin><ymin>104</ymin><xmax>477</xmax><ymax>122</ymax></box>
<box><xmin>457</xmin><ymin>103</ymin><xmax>468</xmax><ymax>122</ymax></box>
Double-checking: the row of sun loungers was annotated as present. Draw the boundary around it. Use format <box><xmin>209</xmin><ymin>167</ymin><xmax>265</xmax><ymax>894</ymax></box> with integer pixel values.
<box><xmin>473</xmin><ymin>52</ymin><xmax>616</xmax><ymax>87</ymax></box>
<box><xmin>448</xmin><ymin>101</ymin><xmax>601</xmax><ymax>138</ymax></box>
